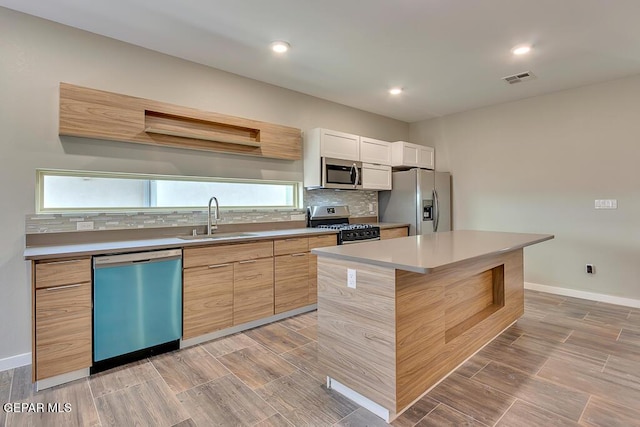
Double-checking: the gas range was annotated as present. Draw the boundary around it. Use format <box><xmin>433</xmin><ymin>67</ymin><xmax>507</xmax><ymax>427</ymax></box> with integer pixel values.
<box><xmin>308</xmin><ymin>205</ymin><xmax>381</xmax><ymax>245</ymax></box>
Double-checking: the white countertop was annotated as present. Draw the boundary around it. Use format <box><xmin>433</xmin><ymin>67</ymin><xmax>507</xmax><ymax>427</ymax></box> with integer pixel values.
<box><xmin>311</xmin><ymin>230</ymin><xmax>554</xmax><ymax>273</ymax></box>
<box><xmin>24</xmin><ymin>222</ymin><xmax>410</xmax><ymax>260</ymax></box>
<box><xmin>24</xmin><ymin>228</ymin><xmax>336</xmax><ymax>260</ymax></box>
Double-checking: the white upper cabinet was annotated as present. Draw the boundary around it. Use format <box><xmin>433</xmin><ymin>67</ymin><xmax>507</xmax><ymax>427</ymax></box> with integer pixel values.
<box><xmin>314</xmin><ymin>128</ymin><xmax>360</xmax><ymax>161</ymax></box>
<box><xmin>417</xmin><ymin>145</ymin><xmax>435</xmax><ymax>169</ymax></box>
<box><xmin>304</xmin><ymin>128</ymin><xmax>397</xmax><ymax>189</ymax></box>
<box><xmin>360</xmin><ymin>137</ymin><xmax>392</xmax><ymax>165</ymax></box>
<box><xmin>391</xmin><ymin>141</ymin><xmax>435</xmax><ymax>170</ymax></box>
<box><xmin>362</xmin><ymin>163</ymin><xmax>392</xmax><ymax>190</ymax></box>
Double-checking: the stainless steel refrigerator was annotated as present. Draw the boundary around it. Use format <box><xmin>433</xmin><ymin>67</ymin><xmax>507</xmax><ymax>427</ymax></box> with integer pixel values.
<box><xmin>379</xmin><ymin>169</ymin><xmax>451</xmax><ymax>235</ymax></box>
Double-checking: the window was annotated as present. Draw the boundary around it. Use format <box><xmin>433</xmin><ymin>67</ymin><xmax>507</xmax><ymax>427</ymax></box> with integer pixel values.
<box><xmin>37</xmin><ymin>170</ymin><xmax>301</xmax><ymax>213</ymax></box>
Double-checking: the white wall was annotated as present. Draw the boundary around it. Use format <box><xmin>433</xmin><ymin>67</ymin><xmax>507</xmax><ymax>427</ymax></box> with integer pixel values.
<box><xmin>0</xmin><ymin>7</ymin><xmax>409</xmax><ymax>361</ymax></box>
<box><xmin>410</xmin><ymin>75</ymin><xmax>640</xmax><ymax>300</ymax></box>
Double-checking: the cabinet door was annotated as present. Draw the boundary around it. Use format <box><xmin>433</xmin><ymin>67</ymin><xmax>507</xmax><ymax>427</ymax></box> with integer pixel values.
<box><xmin>35</xmin><ymin>282</ymin><xmax>92</xmax><ymax>380</ymax></box>
<box><xmin>233</xmin><ymin>258</ymin><xmax>274</xmax><ymax>325</ymax></box>
<box><xmin>401</xmin><ymin>143</ymin><xmax>419</xmax><ymax>166</ymax></box>
<box><xmin>308</xmin><ymin>235</ymin><xmax>338</xmax><ymax>304</ymax></box>
<box><xmin>275</xmin><ymin>253</ymin><xmax>309</xmax><ymax>314</ymax></box>
<box><xmin>360</xmin><ymin>137</ymin><xmax>392</xmax><ymax>165</ymax></box>
<box><xmin>380</xmin><ymin>227</ymin><xmax>409</xmax><ymax>240</ymax></box>
<box><xmin>319</xmin><ymin>129</ymin><xmax>360</xmax><ymax>161</ymax></box>
<box><xmin>362</xmin><ymin>163</ymin><xmax>392</xmax><ymax>190</ymax></box>
<box><xmin>418</xmin><ymin>146</ymin><xmax>435</xmax><ymax>170</ymax></box>
<box><xmin>183</xmin><ymin>263</ymin><xmax>233</xmax><ymax>339</ymax></box>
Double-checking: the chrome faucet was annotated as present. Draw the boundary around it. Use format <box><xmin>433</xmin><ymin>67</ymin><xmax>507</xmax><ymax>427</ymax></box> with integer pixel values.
<box><xmin>207</xmin><ymin>196</ymin><xmax>220</xmax><ymax>236</ymax></box>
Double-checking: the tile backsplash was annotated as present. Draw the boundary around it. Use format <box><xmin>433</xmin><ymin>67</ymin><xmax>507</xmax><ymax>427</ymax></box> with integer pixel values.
<box><xmin>26</xmin><ymin>189</ymin><xmax>378</xmax><ymax>234</ymax></box>
<box><xmin>303</xmin><ymin>189</ymin><xmax>377</xmax><ymax>216</ymax></box>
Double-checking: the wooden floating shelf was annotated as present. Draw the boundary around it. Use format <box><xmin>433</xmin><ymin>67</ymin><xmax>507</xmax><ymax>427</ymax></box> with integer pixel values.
<box><xmin>58</xmin><ymin>83</ymin><xmax>301</xmax><ymax>160</ymax></box>
<box><xmin>144</xmin><ymin>110</ymin><xmax>262</xmax><ymax>147</ymax></box>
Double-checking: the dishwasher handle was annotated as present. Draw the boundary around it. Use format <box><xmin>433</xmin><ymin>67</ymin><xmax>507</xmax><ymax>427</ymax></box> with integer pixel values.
<box><xmin>94</xmin><ymin>249</ymin><xmax>182</xmax><ymax>268</ymax></box>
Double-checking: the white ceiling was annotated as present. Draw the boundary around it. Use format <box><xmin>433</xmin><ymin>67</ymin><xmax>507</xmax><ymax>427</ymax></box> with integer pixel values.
<box><xmin>3</xmin><ymin>0</ymin><xmax>640</xmax><ymax>122</ymax></box>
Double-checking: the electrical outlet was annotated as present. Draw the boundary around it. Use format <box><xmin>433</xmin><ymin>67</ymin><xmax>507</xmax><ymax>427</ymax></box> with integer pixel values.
<box><xmin>595</xmin><ymin>199</ymin><xmax>617</xmax><ymax>209</ymax></box>
<box><xmin>347</xmin><ymin>268</ymin><xmax>357</xmax><ymax>288</ymax></box>
<box><xmin>586</xmin><ymin>264</ymin><xmax>595</xmax><ymax>274</ymax></box>
<box><xmin>76</xmin><ymin>221</ymin><xmax>94</xmax><ymax>231</ymax></box>
<box><xmin>368</xmin><ymin>203</ymin><xmax>374</xmax><ymax>212</ymax></box>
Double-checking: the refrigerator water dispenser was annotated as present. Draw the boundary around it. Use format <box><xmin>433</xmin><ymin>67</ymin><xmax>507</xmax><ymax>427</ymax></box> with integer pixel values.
<box><xmin>422</xmin><ymin>200</ymin><xmax>433</xmax><ymax>221</ymax></box>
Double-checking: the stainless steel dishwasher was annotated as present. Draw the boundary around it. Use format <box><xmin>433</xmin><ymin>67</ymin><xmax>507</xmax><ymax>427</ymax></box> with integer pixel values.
<box><xmin>92</xmin><ymin>249</ymin><xmax>182</xmax><ymax>373</ymax></box>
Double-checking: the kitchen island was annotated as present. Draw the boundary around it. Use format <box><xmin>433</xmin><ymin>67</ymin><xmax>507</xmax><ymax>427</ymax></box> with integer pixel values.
<box><xmin>311</xmin><ymin>230</ymin><xmax>553</xmax><ymax>421</ymax></box>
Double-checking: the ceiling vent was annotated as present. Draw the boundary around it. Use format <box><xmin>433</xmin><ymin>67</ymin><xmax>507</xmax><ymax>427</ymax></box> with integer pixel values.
<box><xmin>502</xmin><ymin>71</ymin><xmax>536</xmax><ymax>85</ymax></box>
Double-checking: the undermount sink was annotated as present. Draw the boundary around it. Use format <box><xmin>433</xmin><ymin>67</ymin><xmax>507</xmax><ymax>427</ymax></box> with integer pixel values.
<box><xmin>177</xmin><ymin>232</ymin><xmax>258</xmax><ymax>241</ymax></box>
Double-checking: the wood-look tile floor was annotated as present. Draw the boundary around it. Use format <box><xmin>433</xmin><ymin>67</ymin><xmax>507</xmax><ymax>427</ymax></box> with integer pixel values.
<box><xmin>4</xmin><ymin>290</ymin><xmax>640</xmax><ymax>426</ymax></box>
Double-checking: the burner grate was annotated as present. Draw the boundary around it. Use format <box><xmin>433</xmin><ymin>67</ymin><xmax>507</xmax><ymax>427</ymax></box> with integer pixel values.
<box><xmin>317</xmin><ymin>223</ymin><xmax>375</xmax><ymax>231</ymax></box>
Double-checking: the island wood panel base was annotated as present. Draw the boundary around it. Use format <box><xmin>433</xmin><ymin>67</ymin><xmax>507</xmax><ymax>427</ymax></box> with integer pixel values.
<box><xmin>317</xmin><ymin>249</ymin><xmax>524</xmax><ymax>420</ymax></box>
<box><xmin>317</xmin><ymin>258</ymin><xmax>397</xmax><ymax>412</ymax></box>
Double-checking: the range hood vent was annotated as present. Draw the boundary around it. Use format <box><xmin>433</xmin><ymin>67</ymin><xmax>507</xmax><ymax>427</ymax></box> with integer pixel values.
<box><xmin>502</xmin><ymin>71</ymin><xmax>536</xmax><ymax>84</ymax></box>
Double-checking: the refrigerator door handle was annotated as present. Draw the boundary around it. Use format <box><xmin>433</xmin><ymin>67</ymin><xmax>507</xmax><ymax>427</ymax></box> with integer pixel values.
<box><xmin>433</xmin><ymin>189</ymin><xmax>440</xmax><ymax>232</ymax></box>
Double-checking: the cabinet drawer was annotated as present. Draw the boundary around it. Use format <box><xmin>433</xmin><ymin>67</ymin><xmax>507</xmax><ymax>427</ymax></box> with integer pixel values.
<box><xmin>234</xmin><ymin>258</ymin><xmax>274</xmax><ymax>325</ymax></box>
<box><xmin>184</xmin><ymin>240</ymin><xmax>273</xmax><ymax>268</ymax></box>
<box><xmin>35</xmin><ymin>258</ymin><xmax>91</xmax><ymax>289</ymax></box>
<box><xmin>380</xmin><ymin>227</ymin><xmax>409</xmax><ymax>240</ymax></box>
<box><xmin>35</xmin><ymin>281</ymin><xmax>92</xmax><ymax>380</ymax></box>
<box><xmin>308</xmin><ymin>234</ymin><xmax>337</xmax><ymax>250</ymax></box>
<box><xmin>274</xmin><ymin>237</ymin><xmax>309</xmax><ymax>256</ymax></box>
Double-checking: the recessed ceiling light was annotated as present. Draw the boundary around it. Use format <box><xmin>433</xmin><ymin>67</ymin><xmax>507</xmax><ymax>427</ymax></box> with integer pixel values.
<box><xmin>389</xmin><ymin>87</ymin><xmax>403</xmax><ymax>95</ymax></box>
<box><xmin>270</xmin><ymin>41</ymin><xmax>290</xmax><ymax>54</ymax></box>
<box><xmin>512</xmin><ymin>45</ymin><xmax>531</xmax><ymax>55</ymax></box>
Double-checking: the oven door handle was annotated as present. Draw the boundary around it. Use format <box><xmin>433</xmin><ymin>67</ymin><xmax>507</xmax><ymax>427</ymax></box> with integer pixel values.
<box><xmin>340</xmin><ymin>237</ymin><xmax>380</xmax><ymax>245</ymax></box>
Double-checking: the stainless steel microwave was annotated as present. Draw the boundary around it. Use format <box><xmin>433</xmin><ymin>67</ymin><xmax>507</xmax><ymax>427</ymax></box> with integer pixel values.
<box><xmin>322</xmin><ymin>158</ymin><xmax>362</xmax><ymax>189</ymax></box>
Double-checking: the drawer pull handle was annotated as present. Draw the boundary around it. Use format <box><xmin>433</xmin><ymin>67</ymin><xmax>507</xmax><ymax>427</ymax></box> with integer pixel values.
<box><xmin>283</xmin><ymin>238</ymin><xmax>300</xmax><ymax>242</ymax></box>
<box><xmin>208</xmin><ymin>263</ymin><xmax>231</xmax><ymax>269</ymax></box>
<box><xmin>238</xmin><ymin>260</ymin><xmax>256</xmax><ymax>264</ymax></box>
<box><xmin>45</xmin><ymin>283</ymin><xmax>83</xmax><ymax>291</ymax></box>
<box><xmin>42</xmin><ymin>259</ymin><xmax>83</xmax><ymax>265</ymax></box>
<box><xmin>291</xmin><ymin>253</ymin><xmax>307</xmax><ymax>257</ymax></box>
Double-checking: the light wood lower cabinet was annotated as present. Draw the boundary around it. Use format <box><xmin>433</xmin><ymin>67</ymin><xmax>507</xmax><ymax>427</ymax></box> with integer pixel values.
<box><xmin>35</xmin><ymin>280</ymin><xmax>92</xmax><ymax>380</ymax></box>
<box><xmin>183</xmin><ymin>263</ymin><xmax>234</xmax><ymax>339</ymax></box>
<box><xmin>380</xmin><ymin>226</ymin><xmax>409</xmax><ymax>240</ymax></box>
<box><xmin>308</xmin><ymin>235</ymin><xmax>338</xmax><ymax>304</ymax></box>
<box><xmin>275</xmin><ymin>253</ymin><xmax>309</xmax><ymax>314</ymax></box>
<box><xmin>233</xmin><ymin>258</ymin><xmax>274</xmax><ymax>325</ymax></box>
<box><xmin>183</xmin><ymin>240</ymin><xmax>274</xmax><ymax>338</ymax></box>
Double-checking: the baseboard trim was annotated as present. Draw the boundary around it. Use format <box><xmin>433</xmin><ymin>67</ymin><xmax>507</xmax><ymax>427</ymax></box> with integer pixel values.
<box><xmin>327</xmin><ymin>377</ymin><xmax>390</xmax><ymax>422</ymax></box>
<box><xmin>37</xmin><ymin>368</ymin><xmax>89</xmax><ymax>391</ymax></box>
<box><xmin>525</xmin><ymin>282</ymin><xmax>640</xmax><ymax>308</ymax></box>
<box><xmin>0</xmin><ymin>352</ymin><xmax>31</xmax><ymax>372</ymax></box>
